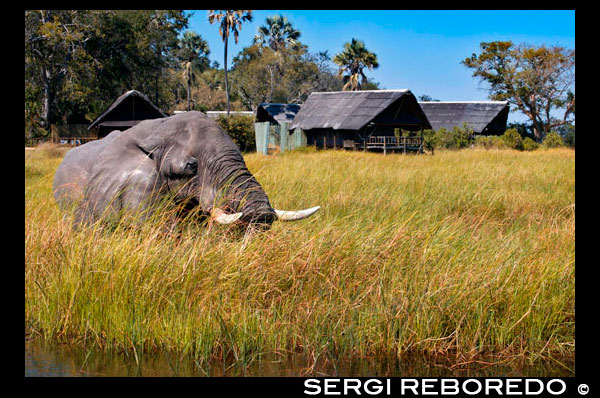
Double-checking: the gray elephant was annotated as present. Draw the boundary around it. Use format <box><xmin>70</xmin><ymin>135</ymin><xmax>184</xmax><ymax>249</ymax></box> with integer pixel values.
<box><xmin>53</xmin><ymin>111</ymin><xmax>319</xmax><ymax>229</ymax></box>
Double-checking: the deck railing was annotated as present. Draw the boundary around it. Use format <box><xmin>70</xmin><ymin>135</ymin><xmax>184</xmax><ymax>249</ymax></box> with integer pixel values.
<box><xmin>365</xmin><ymin>136</ymin><xmax>423</xmax><ymax>153</ymax></box>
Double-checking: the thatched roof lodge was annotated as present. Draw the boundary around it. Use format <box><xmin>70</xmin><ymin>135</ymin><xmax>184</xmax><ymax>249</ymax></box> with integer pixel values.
<box><xmin>290</xmin><ymin>90</ymin><xmax>431</xmax><ymax>152</ymax></box>
<box><xmin>88</xmin><ymin>90</ymin><xmax>168</xmax><ymax>138</ymax></box>
<box><xmin>255</xmin><ymin>103</ymin><xmax>302</xmax><ymax>125</ymax></box>
<box><xmin>418</xmin><ymin>101</ymin><xmax>509</xmax><ymax>135</ymax></box>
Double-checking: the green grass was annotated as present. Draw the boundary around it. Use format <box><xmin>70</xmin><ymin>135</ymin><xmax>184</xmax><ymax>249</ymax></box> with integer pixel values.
<box><xmin>25</xmin><ymin>145</ymin><xmax>574</xmax><ymax>371</ymax></box>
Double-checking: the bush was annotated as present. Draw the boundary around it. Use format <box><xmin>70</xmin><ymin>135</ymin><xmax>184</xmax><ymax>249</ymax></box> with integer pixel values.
<box><xmin>542</xmin><ymin>131</ymin><xmax>564</xmax><ymax>148</ymax></box>
<box><xmin>501</xmin><ymin>128</ymin><xmax>523</xmax><ymax>150</ymax></box>
<box><xmin>452</xmin><ymin>123</ymin><xmax>474</xmax><ymax>149</ymax></box>
<box><xmin>474</xmin><ymin>136</ymin><xmax>504</xmax><ymax>149</ymax></box>
<box><xmin>522</xmin><ymin>137</ymin><xmax>539</xmax><ymax>151</ymax></box>
<box><xmin>434</xmin><ymin>128</ymin><xmax>455</xmax><ymax>149</ymax></box>
<box><xmin>429</xmin><ymin>123</ymin><xmax>474</xmax><ymax>150</ymax></box>
<box><xmin>216</xmin><ymin>114</ymin><xmax>256</xmax><ymax>152</ymax></box>
<box><xmin>422</xmin><ymin>129</ymin><xmax>437</xmax><ymax>151</ymax></box>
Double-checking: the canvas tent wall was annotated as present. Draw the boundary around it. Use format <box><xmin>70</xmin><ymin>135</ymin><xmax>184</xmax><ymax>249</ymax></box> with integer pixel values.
<box><xmin>88</xmin><ymin>90</ymin><xmax>168</xmax><ymax>138</ymax></box>
<box><xmin>418</xmin><ymin>101</ymin><xmax>509</xmax><ymax>135</ymax></box>
<box><xmin>254</xmin><ymin>103</ymin><xmax>304</xmax><ymax>154</ymax></box>
<box><xmin>289</xmin><ymin>90</ymin><xmax>431</xmax><ymax>150</ymax></box>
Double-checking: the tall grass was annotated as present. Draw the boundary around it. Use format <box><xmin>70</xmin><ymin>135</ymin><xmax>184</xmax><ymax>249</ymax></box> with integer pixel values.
<box><xmin>25</xmin><ymin>146</ymin><xmax>574</xmax><ymax>371</ymax></box>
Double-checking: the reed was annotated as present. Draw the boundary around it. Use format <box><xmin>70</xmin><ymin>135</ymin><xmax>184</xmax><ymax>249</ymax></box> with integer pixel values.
<box><xmin>25</xmin><ymin>145</ymin><xmax>575</xmax><ymax>370</ymax></box>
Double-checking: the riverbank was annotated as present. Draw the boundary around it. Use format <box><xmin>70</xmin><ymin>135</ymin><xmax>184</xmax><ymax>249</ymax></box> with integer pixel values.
<box><xmin>25</xmin><ymin>146</ymin><xmax>575</xmax><ymax>375</ymax></box>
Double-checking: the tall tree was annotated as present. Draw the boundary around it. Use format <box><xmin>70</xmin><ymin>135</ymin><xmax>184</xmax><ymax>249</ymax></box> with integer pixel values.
<box><xmin>207</xmin><ymin>10</ymin><xmax>253</xmax><ymax>116</ymax></box>
<box><xmin>231</xmin><ymin>44</ymin><xmax>341</xmax><ymax>110</ymax></box>
<box><xmin>25</xmin><ymin>10</ymin><xmax>100</xmax><ymax>130</ymax></box>
<box><xmin>145</xmin><ymin>11</ymin><xmax>189</xmax><ymax>108</ymax></box>
<box><xmin>462</xmin><ymin>41</ymin><xmax>575</xmax><ymax>141</ymax></box>
<box><xmin>333</xmin><ymin>38</ymin><xmax>379</xmax><ymax>91</ymax></box>
<box><xmin>175</xmin><ymin>31</ymin><xmax>210</xmax><ymax>110</ymax></box>
<box><xmin>252</xmin><ymin>14</ymin><xmax>300</xmax><ymax>52</ymax></box>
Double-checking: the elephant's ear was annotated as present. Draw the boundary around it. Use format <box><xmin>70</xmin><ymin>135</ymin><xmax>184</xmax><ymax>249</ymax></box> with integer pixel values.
<box><xmin>136</xmin><ymin>135</ymin><xmax>162</xmax><ymax>160</ymax></box>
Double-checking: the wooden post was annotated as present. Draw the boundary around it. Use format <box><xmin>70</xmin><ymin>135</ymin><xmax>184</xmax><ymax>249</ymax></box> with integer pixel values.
<box><xmin>383</xmin><ymin>137</ymin><xmax>386</xmax><ymax>155</ymax></box>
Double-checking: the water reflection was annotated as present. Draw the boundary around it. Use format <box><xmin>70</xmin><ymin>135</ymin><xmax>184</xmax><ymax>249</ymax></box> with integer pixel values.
<box><xmin>25</xmin><ymin>339</ymin><xmax>574</xmax><ymax>377</ymax></box>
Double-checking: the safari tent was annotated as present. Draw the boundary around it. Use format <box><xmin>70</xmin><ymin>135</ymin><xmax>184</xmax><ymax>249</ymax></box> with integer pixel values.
<box><xmin>253</xmin><ymin>103</ymin><xmax>304</xmax><ymax>154</ymax></box>
<box><xmin>289</xmin><ymin>90</ymin><xmax>431</xmax><ymax>153</ymax></box>
<box><xmin>255</xmin><ymin>103</ymin><xmax>302</xmax><ymax>125</ymax></box>
<box><xmin>418</xmin><ymin>101</ymin><xmax>509</xmax><ymax>135</ymax></box>
<box><xmin>88</xmin><ymin>90</ymin><xmax>168</xmax><ymax>138</ymax></box>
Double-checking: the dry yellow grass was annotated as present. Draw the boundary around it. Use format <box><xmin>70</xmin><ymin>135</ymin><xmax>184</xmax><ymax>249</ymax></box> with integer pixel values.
<box><xmin>25</xmin><ymin>146</ymin><xmax>575</xmax><ymax>371</ymax></box>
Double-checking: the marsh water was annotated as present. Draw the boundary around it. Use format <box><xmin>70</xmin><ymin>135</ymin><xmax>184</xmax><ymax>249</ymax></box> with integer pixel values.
<box><xmin>25</xmin><ymin>339</ymin><xmax>574</xmax><ymax>377</ymax></box>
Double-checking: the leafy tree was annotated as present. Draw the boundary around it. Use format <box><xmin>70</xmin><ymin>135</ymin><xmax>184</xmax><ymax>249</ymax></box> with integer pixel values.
<box><xmin>506</xmin><ymin>121</ymin><xmax>535</xmax><ymax>140</ymax></box>
<box><xmin>25</xmin><ymin>9</ymin><xmax>191</xmax><ymax>136</ymax></box>
<box><xmin>231</xmin><ymin>43</ymin><xmax>341</xmax><ymax>110</ymax></box>
<box><xmin>361</xmin><ymin>79</ymin><xmax>382</xmax><ymax>90</ymax></box>
<box><xmin>306</xmin><ymin>50</ymin><xmax>344</xmax><ymax>92</ymax></box>
<box><xmin>555</xmin><ymin>123</ymin><xmax>575</xmax><ymax>147</ymax></box>
<box><xmin>25</xmin><ymin>10</ymin><xmax>101</xmax><ymax>131</ymax></box>
<box><xmin>253</xmin><ymin>14</ymin><xmax>301</xmax><ymax>52</ymax></box>
<box><xmin>207</xmin><ymin>10</ymin><xmax>253</xmax><ymax>115</ymax></box>
<box><xmin>418</xmin><ymin>94</ymin><xmax>440</xmax><ymax>102</ymax></box>
<box><xmin>462</xmin><ymin>41</ymin><xmax>575</xmax><ymax>141</ymax></box>
<box><xmin>333</xmin><ymin>38</ymin><xmax>379</xmax><ymax>91</ymax></box>
<box><xmin>175</xmin><ymin>31</ymin><xmax>210</xmax><ymax>111</ymax></box>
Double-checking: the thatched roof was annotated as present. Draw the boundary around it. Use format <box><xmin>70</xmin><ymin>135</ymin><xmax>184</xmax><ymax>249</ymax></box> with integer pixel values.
<box><xmin>256</xmin><ymin>103</ymin><xmax>301</xmax><ymax>125</ymax></box>
<box><xmin>88</xmin><ymin>90</ymin><xmax>168</xmax><ymax>130</ymax></box>
<box><xmin>290</xmin><ymin>90</ymin><xmax>431</xmax><ymax>131</ymax></box>
<box><xmin>418</xmin><ymin>101</ymin><xmax>509</xmax><ymax>135</ymax></box>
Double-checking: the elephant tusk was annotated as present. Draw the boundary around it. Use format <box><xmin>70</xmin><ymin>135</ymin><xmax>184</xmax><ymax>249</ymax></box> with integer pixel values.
<box><xmin>274</xmin><ymin>206</ymin><xmax>321</xmax><ymax>221</ymax></box>
<box><xmin>211</xmin><ymin>208</ymin><xmax>243</xmax><ymax>224</ymax></box>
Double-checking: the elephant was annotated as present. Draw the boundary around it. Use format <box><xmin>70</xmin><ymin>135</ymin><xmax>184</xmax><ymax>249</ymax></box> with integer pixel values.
<box><xmin>52</xmin><ymin>111</ymin><xmax>319</xmax><ymax>229</ymax></box>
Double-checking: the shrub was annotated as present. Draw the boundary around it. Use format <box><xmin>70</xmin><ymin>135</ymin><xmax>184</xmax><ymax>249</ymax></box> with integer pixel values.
<box><xmin>501</xmin><ymin>128</ymin><xmax>523</xmax><ymax>150</ymax></box>
<box><xmin>542</xmin><ymin>131</ymin><xmax>564</xmax><ymax>148</ymax></box>
<box><xmin>475</xmin><ymin>135</ymin><xmax>507</xmax><ymax>150</ymax></box>
<box><xmin>522</xmin><ymin>137</ymin><xmax>539</xmax><ymax>151</ymax></box>
<box><xmin>452</xmin><ymin>123</ymin><xmax>474</xmax><ymax>149</ymax></box>
<box><xmin>422</xmin><ymin>129</ymin><xmax>438</xmax><ymax>151</ymax></box>
<box><xmin>428</xmin><ymin>123</ymin><xmax>474</xmax><ymax>150</ymax></box>
<box><xmin>475</xmin><ymin>136</ymin><xmax>492</xmax><ymax>149</ymax></box>
<box><xmin>434</xmin><ymin>128</ymin><xmax>455</xmax><ymax>149</ymax></box>
<box><xmin>216</xmin><ymin>114</ymin><xmax>256</xmax><ymax>152</ymax></box>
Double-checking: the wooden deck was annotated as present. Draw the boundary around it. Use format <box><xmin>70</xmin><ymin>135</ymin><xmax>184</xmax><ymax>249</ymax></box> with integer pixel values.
<box><xmin>349</xmin><ymin>136</ymin><xmax>424</xmax><ymax>154</ymax></box>
<box><xmin>58</xmin><ymin>136</ymin><xmax>97</xmax><ymax>146</ymax></box>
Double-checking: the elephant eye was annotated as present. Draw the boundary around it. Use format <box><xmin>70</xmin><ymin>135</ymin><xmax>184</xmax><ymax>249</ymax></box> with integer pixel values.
<box><xmin>184</xmin><ymin>158</ymin><xmax>198</xmax><ymax>174</ymax></box>
<box><xmin>138</xmin><ymin>145</ymin><xmax>155</xmax><ymax>160</ymax></box>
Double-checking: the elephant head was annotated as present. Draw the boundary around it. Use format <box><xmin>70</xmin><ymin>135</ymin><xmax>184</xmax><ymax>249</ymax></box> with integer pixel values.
<box><xmin>54</xmin><ymin>111</ymin><xmax>319</xmax><ymax>229</ymax></box>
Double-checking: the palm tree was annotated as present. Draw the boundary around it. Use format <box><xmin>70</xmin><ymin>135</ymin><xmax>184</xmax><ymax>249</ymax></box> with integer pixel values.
<box><xmin>177</xmin><ymin>31</ymin><xmax>210</xmax><ymax>111</ymax></box>
<box><xmin>253</xmin><ymin>14</ymin><xmax>301</xmax><ymax>52</ymax></box>
<box><xmin>208</xmin><ymin>10</ymin><xmax>253</xmax><ymax>115</ymax></box>
<box><xmin>333</xmin><ymin>38</ymin><xmax>379</xmax><ymax>91</ymax></box>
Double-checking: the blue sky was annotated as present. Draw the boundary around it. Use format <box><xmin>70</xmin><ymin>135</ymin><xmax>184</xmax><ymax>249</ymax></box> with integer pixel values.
<box><xmin>187</xmin><ymin>10</ymin><xmax>575</xmax><ymax>123</ymax></box>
